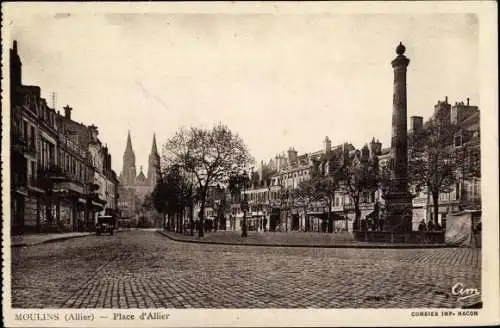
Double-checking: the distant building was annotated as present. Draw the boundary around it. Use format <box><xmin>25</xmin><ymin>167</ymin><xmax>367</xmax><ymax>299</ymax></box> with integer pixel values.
<box><xmin>397</xmin><ymin>97</ymin><xmax>480</xmax><ymax>229</ymax></box>
<box><xmin>118</xmin><ymin>131</ymin><xmax>161</xmax><ymax>227</ymax></box>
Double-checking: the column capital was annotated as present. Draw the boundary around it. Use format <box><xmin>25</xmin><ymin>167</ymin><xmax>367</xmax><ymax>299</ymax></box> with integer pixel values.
<box><xmin>391</xmin><ymin>55</ymin><xmax>410</xmax><ymax>69</ymax></box>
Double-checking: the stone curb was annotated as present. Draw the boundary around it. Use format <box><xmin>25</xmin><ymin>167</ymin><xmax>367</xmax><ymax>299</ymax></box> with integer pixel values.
<box><xmin>158</xmin><ymin>231</ymin><xmax>456</xmax><ymax>249</ymax></box>
<box><xmin>11</xmin><ymin>233</ymin><xmax>92</xmax><ymax>248</ymax></box>
<box><xmin>10</xmin><ymin>229</ymin><xmax>128</xmax><ymax>248</ymax></box>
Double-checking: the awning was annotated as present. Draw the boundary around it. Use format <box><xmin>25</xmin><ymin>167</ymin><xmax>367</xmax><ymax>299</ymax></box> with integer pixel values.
<box><xmin>365</xmin><ymin>209</ymin><xmax>380</xmax><ymax>220</ymax></box>
<box><xmin>359</xmin><ymin>209</ymin><xmax>372</xmax><ymax>220</ymax></box>
<box><xmin>92</xmin><ymin>201</ymin><xmax>105</xmax><ymax>208</ymax></box>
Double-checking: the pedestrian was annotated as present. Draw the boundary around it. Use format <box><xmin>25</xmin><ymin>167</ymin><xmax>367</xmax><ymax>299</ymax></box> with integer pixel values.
<box><xmin>418</xmin><ymin>219</ymin><xmax>426</xmax><ymax>232</ymax></box>
<box><xmin>263</xmin><ymin>217</ymin><xmax>268</xmax><ymax>232</ymax></box>
<box><xmin>427</xmin><ymin>219</ymin><xmax>434</xmax><ymax>231</ymax></box>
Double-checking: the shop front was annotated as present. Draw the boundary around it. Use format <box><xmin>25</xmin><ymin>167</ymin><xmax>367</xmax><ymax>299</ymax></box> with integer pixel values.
<box><xmin>269</xmin><ymin>207</ymin><xmax>281</xmax><ymax>232</ymax></box>
<box><xmin>306</xmin><ymin>210</ymin><xmax>348</xmax><ymax>233</ymax></box>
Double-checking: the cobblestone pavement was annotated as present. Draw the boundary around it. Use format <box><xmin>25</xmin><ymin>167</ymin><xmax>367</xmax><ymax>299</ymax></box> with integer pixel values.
<box><xmin>11</xmin><ymin>230</ymin><xmax>481</xmax><ymax>308</ymax></box>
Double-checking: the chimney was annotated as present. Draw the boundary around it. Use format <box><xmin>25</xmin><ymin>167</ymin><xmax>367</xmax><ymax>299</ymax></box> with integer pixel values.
<box><xmin>63</xmin><ymin>105</ymin><xmax>72</xmax><ymax>120</ymax></box>
<box><xmin>467</xmin><ymin>97</ymin><xmax>470</xmax><ymax>106</ymax></box>
<box><xmin>445</xmin><ymin>96</ymin><xmax>448</xmax><ymax>104</ymax></box>
<box><xmin>258</xmin><ymin>160</ymin><xmax>263</xmax><ymax>182</ymax></box>
<box><xmin>361</xmin><ymin>144</ymin><xmax>370</xmax><ymax>160</ymax></box>
<box><xmin>10</xmin><ymin>40</ymin><xmax>23</xmax><ymax>88</ymax></box>
<box><xmin>324</xmin><ymin>136</ymin><xmax>332</xmax><ymax>153</ymax></box>
<box><xmin>288</xmin><ymin>147</ymin><xmax>297</xmax><ymax>163</ymax></box>
<box><xmin>410</xmin><ymin>116</ymin><xmax>423</xmax><ymax>133</ymax></box>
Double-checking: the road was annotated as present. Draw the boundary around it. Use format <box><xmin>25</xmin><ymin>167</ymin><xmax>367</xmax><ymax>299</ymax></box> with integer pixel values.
<box><xmin>11</xmin><ymin>230</ymin><xmax>481</xmax><ymax>308</ymax></box>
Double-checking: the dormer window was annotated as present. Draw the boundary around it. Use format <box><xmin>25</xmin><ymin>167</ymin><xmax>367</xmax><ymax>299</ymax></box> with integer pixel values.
<box><xmin>24</xmin><ymin>94</ymin><xmax>31</xmax><ymax>107</ymax></box>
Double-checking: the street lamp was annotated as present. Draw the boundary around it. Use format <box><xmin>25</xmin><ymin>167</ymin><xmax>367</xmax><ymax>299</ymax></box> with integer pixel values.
<box><xmin>241</xmin><ymin>171</ymin><xmax>249</xmax><ymax>238</ymax></box>
<box><xmin>343</xmin><ymin>204</ymin><xmax>348</xmax><ymax>232</ymax></box>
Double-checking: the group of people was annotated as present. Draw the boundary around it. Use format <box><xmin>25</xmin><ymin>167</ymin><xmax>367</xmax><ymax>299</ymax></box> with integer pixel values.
<box><xmin>418</xmin><ymin>219</ymin><xmax>443</xmax><ymax>232</ymax></box>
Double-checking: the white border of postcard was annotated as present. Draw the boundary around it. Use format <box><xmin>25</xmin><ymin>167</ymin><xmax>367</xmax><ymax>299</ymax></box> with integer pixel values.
<box><xmin>2</xmin><ymin>1</ymin><xmax>499</xmax><ymax>327</ymax></box>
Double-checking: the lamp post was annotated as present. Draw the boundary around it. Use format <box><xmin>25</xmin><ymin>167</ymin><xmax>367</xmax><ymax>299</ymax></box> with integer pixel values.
<box><xmin>241</xmin><ymin>171</ymin><xmax>249</xmax><ymax>237</ymax></box>
<box><xmin>343</xmin><ymin>204</ymin><xmax>348</xmax><ymax>232</ymax></box>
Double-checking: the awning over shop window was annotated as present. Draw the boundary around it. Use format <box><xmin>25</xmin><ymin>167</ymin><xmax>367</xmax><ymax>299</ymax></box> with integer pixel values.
<box><xmin>92</xmin><ymin>201</ymin><xmax>105</xmax><ymax>208</ymax></box>
<box><xmin>360</xmin><ymin>209</ymin><xmax>372</xmax><ymax>220</ymax></box>
<box><xmin>308</xmin><ymin>212</ymin><xmax>346</xmax><ymax>220</ymax></box>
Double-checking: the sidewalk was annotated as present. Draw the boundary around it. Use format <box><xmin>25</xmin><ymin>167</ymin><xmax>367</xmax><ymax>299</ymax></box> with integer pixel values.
<box><xmin>159</xmin><ymin>230</ymin><xmax>453</xmax><ymax>249</ymax></box>
<box><xmin>11</xmin><ymin>232</ymin><xmax>93</xmax><ymax>248</ymax></box>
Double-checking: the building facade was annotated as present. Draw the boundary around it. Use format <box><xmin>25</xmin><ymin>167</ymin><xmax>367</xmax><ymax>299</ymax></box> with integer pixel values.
<box><xmin>10</xmin><ymin>41</ymin><xmax>119</xmax><ymax>234</ymax></box>
<box><xmin>230</xmin><ymin>95</ymin><xmax>481</xmax><ymax>234</ymax></box>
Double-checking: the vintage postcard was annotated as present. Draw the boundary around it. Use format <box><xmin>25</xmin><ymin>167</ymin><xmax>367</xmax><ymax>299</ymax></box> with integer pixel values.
<box><xmin>2</xmin><ymin>1</ymin><xmax>499</xmax><ymax>327</ymax></box>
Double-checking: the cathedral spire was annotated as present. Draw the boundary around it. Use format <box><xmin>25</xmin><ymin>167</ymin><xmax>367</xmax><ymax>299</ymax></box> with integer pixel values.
<box><xmin>121</xmin><ymin>130</ymin><xmax>136</xmax><ymax>186</ymax></box>
<box><xmin>126</xmin><ymin>130</ymin><xmax>133</xmax><ymax>153</ymax></box>
<box><xmin>151</xmin><ymin>133</ymin><xmax>159</xmax><ymax>156</ymax></box>
<box><xmin>147</xmin><ymin>133</ymin><xmax>161</xmax><ymax>186</ymax></box>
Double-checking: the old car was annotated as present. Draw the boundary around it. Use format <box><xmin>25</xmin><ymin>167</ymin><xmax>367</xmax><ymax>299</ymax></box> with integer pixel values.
<box><xmin>96</xmin><ymin>215</ymin><xmax>115</xmax><ymax>236</ymax></box>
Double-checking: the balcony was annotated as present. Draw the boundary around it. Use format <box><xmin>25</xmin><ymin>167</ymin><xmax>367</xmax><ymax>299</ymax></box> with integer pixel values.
<box><xmin>53</xmin><ymin>181</ymin><xmax>84</xmax><ymax>195</ymax></box>
<box><xmin>28</xmin><ymin>175</ymin><xmax>38</xmax><ymax>187</ymax></box>
<box><xmin>12</xmin><ymin>174</ymin><xmax>28</xmax><ymax>196</ymax></box>
<box><xmin>38</xmin><ymin>165</ymin><xmax>66</xmax><ymax>181</ymax></box>
<box><xmin>412</xmin><ymin>196</ymin><xmax>428</xmax><ymax>206</ymax></box>
<box><xmin>11</xmin><ymin>134</ymin><xmax>28</xmax><ymax>154</ymax></box>
<box><xmin>26</xmin><ymin>141</ymin><xmax>37</xmax><ymax>156</ymax></box>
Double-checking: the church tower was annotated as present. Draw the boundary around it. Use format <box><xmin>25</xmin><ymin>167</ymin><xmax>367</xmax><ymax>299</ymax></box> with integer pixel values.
<box><xmin>121</xmin><ymin>130</ymin><xmax>137</xmax><ymax>186</ymax></box>
<box><xmin>147</xmin><ymin>133</ymin><xmax>161</xmax><ymax>186</ymax></box>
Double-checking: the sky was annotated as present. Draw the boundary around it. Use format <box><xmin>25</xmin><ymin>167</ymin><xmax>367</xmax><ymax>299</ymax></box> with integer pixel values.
<box><xmin>9</xmin><ymin>11</ymin><xmax>479</xmax><ymax>174</ymax></box>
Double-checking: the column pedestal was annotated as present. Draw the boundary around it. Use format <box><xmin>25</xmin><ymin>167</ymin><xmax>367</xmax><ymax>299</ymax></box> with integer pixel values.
<box><xmin>382</xmin><ymin>191</ymin><xmax>414</xmax><ymax>232</ymax></box>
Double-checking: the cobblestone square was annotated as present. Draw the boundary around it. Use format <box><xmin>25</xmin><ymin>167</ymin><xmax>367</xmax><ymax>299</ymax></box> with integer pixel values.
<box><xmin>11</xmin><ymin>230</ymin><xmax>481</xmax><ymax>308</ymax></box>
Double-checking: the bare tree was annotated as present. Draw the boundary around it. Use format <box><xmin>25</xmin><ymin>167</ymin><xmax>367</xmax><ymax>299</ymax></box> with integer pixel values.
<box><xmin>338</xmin><ymin>151</ymin><xmax>380</xmax><ymax>231</ymax></box>
<box><xmin>293</xmin><ymin>180</ymin><xmax>315</xmax><ymax>231</ymax></box>
<box><xmin>163</xmin><ymin>123</ymin><xmax>254</xmax><ymax>237</ymax></box>
<box><xmin>409</xmin><ymin>119</ymin><xmax>458</xmax><ymax>225</ymax></box>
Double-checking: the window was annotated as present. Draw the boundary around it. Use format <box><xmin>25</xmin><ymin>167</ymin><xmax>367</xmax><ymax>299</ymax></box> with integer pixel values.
<box><xmin>30</xmin><ymin>161</ymin><xmax>35</xmax><ymax>181</ymax></box>
<box><xmin>49</xmin><ymin>144</ymin><xmax>55</xmax><ymax>166</ymax></box>
<box><xmin>454</xmin><ymin>135</ymin><xmax>463</xmax><ymax>147</ymax></box>
<box><xmin>40</xmin><ymin>140</ymin><xmax>47</xmax><ymax>168</ymax></box>
<box><xmin>30</xmin><ymin>126</ymin><xmax>35</xmax><ymax>146</ymax></box>
<box><xmin>23</xmin><ymin>120</ymin><xmax>28</xmax><ymax>139</ymax></box>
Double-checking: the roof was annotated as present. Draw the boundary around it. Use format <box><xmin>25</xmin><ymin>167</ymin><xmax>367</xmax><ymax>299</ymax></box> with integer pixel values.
<box><xmin>380</xmin><ymin>147</ymin><xmax>391</xmax><ymax>155</ymax></box>
<box><xmin>460</xmin><ymin>111</ymin><xmax>480</xmax><ymax>131</ymax></box>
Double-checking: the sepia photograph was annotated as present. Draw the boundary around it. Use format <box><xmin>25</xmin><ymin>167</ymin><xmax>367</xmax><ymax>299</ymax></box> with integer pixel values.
<box><xmin>2</xmin><ymin>2</ymin><xmax>498</xmax><ymax>327</ymax></box>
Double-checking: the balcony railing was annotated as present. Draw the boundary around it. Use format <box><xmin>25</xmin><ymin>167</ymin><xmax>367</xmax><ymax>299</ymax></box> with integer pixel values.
<box><xmin>12</xmin><ymin>174</ymin><xmax>27</xmax><ymax>189</ymax></box>
<box><xmin>26</xmin><ymin>141</ymin><xmax>37</xmax><ymax>155</ymax></box>
<box><xmin>29</xmin><ymin>175</ymin><xmax>38</xmax><ymax>187</ymax></box>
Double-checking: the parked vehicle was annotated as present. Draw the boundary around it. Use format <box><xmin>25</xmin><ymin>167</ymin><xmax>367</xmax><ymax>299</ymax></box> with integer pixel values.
<box><xmin>96</xmin><ymin>215</ymin><xmax>115</xmax><ymax>236</ymax></box>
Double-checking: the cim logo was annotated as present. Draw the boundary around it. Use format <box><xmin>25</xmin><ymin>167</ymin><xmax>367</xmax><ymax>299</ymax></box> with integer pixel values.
<box><xmin>452</xmin><ymin>282</ymin><xmax>481</xmax><ymax>302</ymax></box>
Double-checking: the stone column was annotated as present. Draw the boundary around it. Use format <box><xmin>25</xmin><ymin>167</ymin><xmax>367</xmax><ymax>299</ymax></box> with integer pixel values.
<box><xmin>383</xmin><ymin>42</ymin><xmax>414</xmax><ymax>233</ymax></box>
